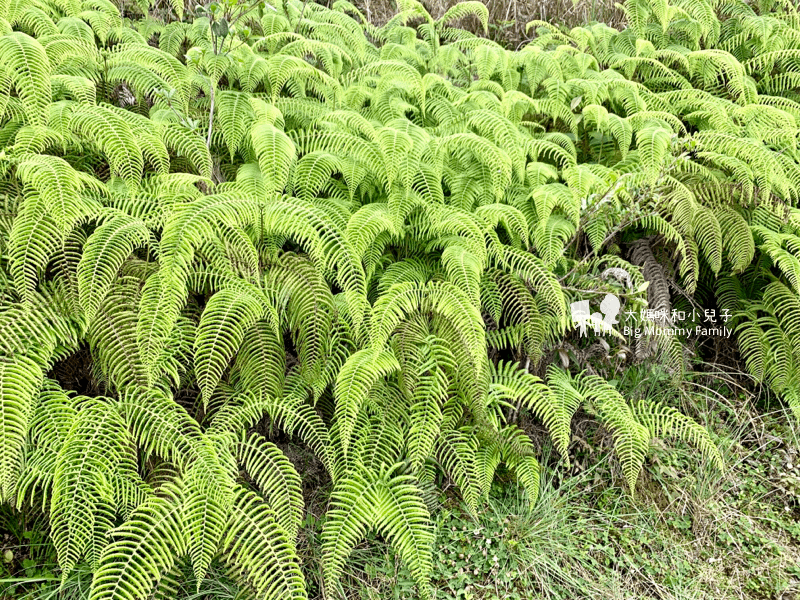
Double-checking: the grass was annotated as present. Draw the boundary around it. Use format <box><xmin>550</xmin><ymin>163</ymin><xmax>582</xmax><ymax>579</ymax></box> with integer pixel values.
<box><xmin>318</xmin><ymin>365</ymin><xmax>800</xmax><ymax>599</ymax></box>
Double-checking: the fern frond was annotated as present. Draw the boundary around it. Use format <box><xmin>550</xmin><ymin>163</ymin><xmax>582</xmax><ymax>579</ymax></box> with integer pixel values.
<box><xmin>0</xmin><ymin>32</ymin><xmax>51</xmax><ymax>126</ymax></box>
<box><xmin>322</xmin><ymin>465</ymin><xmax>433</xmax><ymax>599</ymax></box>
<box><xmin>51</xmin><ymin>397</ymin><xmax>134</xmax><ymax>580</ymax></box>
<box><xmin>0</xmin><ymin>354</ymin><xmax>43</xmax><ymax>501</ymax></box>
<box><xmin>334</xmin><ymin>348</ymin><xmax>400</xmax><ymax>457</ymax></box>
<box><xmin>235</xmin><ymin>433</ymin><xmax>304</xmax><ymax>540</ymax></box>
<box><xmin>88</xmin><ymin>482</ymin><xmax>187</xmax><ymax>600</ymax></box>
<box><xmin>69</xmin><ymin>104</ymin><xmax>145</xmax><ymax>184</ymax></box>
<box><xmin>221</xmin><ymin>486</ymin><xmax>307</xmax><ymax>599</ymax></box>
<box><xmin>572</xmin><ymin>372</ymin><xmax>650</xmax><ymax>494</ymax></box>
<box><xmin>633</xmin><ymin>400</ymin><xmax>723</xmax><ymax>470</ymax></box>
<box><xmin>78</xmin><ymin>211</ymin><xmax>151</xmax><ymax>324</ymax></box>
<box><xmin>195</xmin><ymin>286</ymin><xmax>276</xmax><ymax>405</ymax></box>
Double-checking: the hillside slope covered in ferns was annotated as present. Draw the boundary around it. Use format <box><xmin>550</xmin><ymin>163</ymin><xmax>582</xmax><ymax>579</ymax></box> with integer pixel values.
<box><xmin>0</xmin><ymin>0</ymin><xmax>799</xmax><ymax>597</ymax></box>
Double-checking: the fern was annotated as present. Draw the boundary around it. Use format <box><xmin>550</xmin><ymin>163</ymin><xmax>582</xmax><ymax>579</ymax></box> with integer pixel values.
<box><xmin>0</xmin><ymin>33</ymin><xmax>50</xmax><ymax>127</ymax></box>
<box><xmin>0</xmin><ymin>355</ymin><xmax>43</xmax><ymax>501</ymax></box>
<box><xmin>322</xmin><ymin>465</ymin><xmax>433</xmax><ymax>599</ymax></box>
<box><xmin>1</xmin><ymin>0</ymin><xmax>796</xmax><ymax>595</ymax></box>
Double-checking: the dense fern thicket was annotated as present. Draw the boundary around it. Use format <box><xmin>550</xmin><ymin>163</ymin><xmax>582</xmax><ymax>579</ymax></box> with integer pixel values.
<box><xmin>0</xmin><ymin>0</ymin><xmax>798</xmax><ymax>597</ymax></box>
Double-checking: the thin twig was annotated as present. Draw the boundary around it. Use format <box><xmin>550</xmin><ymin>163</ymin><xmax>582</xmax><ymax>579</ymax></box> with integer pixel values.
<box><xmin>294</xmin><ymin>0</ymin><xmax>309</xmax><ymax>33</ymax></box>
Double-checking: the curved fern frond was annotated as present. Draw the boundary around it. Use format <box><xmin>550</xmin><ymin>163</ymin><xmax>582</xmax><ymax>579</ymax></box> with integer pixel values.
<box><xmin>334</xmin><ymin>348</ymin><xmax>400</xmax><ymax>457</ymax></box>
<box><xmin>88</xmin><ymin>482</ymin><xmax>187</xmax><ymax>600</ymax></box>
<box><xmin>0</xmin><ymin>32</ymin><xmax>50</xmax><ymax>126</ymax></box>
<box><xmin>0</xmin><ymin>354</ymin><xmax>43</xmax><ymax>501</ymax></box>
<box><xmin>235</xmin><ymin>433</ymin><xmax>304</xmax><ymax>540</ymax></box>
<box><xmin>195</xmin><ymin>286</ymin><xmax>276</xmax><ymax>405</ymax></box>
<box><xmin>221</xmin><ymin>486</ymin><xmax>308</xmax><ymax>600</ymax></box>
<box><xmin>78</xmin><ymin>212</ymin><xmax>151</xmax><ymax>324</ymax></box>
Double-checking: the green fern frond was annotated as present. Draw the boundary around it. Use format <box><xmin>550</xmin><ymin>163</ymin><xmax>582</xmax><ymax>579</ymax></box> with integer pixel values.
<box><xmin>436</xmin><ymin>427</ymin><xmax>481</xmax><ymax>512</ymax></box>
<box><xmin>0</xmin><ymin>354</ymin><xmax>43</xmax><ymax>501</ymax></box>
<box><xmin>51</xmin><ymin>397</ymin><xmax>134</xmax><ymax>580</ymax></box>
<box><xmin>633</xmin><ymin>400</ymin><xmax>723</xmax><ymax>470</ymax></box>
<box><xmin>88</xmin><ymin>482</ymin><xmax>187</xmax><ymax>600</ymax></box>
<box><xmin>195</xmin><ymin>286</ymin><xmax>277</xmax><ymax>405</ymax></box>
<box><xmin>69</xmin><ymin>104</ymin><xmax>145</xmax><ymax>184</ymax></box>
<box><xmin>0</xmin><ymin>32</ymin><xmax>50</xmax><ymax>126</ymax></box>
<box><xmin>334</xmin><ymin>348</ymin><xmax>400</xmax><ymax>457</ymax></box>
<box><xmin>322</xmin><ymin>464</ymin><xmax>433</xmax><ymax>599</ymax></box>
<box><xmin>221</xmin><ymin>486</ymin><xmax>308</xmax><ymax>600</ymax></box>
<box><xmin>78</xmin><ymin>211</ymin><xmax>151</xmax><ymax>324</ymax></box>
<box><xmin>235</xmin><ymin>433</ymin><xmax>304</xmax><ymax>540</ymax></box>
<box><xmin>570</xmin><ymin>371</ymin><xmax>650</xmax><ymax>494</ymax></box>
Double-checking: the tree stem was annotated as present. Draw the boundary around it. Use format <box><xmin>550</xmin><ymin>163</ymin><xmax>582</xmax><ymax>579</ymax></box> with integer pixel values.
<box><xmin>206</xmin><ymin>83</ymin><xmax>215</xmax><ymax>148</ymax></box>
<box><xmin>294</xmin><ymin>0</ymin><xmax>309</xmax><ymax>33</ymax></box>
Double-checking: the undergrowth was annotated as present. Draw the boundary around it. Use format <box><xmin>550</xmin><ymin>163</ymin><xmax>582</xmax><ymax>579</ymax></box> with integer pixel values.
<box><xmin>0</xmin><ymin>0</ymin><xmax>799</xmax><ymax>597</ymax></box>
